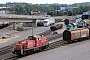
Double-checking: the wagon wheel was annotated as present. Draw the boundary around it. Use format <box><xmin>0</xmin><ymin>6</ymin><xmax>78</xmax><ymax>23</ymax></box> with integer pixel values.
<box><xmin>67</xmin><ymin>40</ymin><xmax>71</xmax><ymax>44</ymax></box>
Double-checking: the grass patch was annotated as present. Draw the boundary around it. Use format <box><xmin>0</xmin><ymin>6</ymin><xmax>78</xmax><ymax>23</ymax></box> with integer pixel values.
<box><xmin>55</xmin><ymin>19</ymin><xmax>63</xmax><ymax>23</ymax></box>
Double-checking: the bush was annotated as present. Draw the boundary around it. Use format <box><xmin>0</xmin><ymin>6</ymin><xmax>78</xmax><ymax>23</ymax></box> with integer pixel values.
<box><xmin>17</xmin><ymin>27</ymin><xmax>24</xmax><ymax>31</ymax></box>
<box><xmin>37</xmin><ymin>22</ymin><xmax>44</xmax><ymax>26</ymax></box>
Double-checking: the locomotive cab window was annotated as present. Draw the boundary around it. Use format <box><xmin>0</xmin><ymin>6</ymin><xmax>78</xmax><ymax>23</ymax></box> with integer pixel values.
<box><xmin>28</xmin><ymin>36</ymin><xmax>36</xmax><ymax>40</ymax></box>
<box><xmin>36</xmin><ymin>38</ymin><xmax>39</xmax><ymax>40</ymax></box>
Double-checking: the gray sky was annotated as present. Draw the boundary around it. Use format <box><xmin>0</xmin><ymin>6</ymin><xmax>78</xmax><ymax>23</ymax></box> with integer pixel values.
<box><xmin>0</xmin><ymin>0</ymin><xmax>90</xmax><ymax>4</ymax></box>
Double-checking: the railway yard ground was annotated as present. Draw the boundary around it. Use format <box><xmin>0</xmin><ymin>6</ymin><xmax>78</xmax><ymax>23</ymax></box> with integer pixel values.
<box><xmin>0</xmin><ymin>26</ymin><xmax>50</xmax><ymax>48</ymax></box>
<box><xmin>0</xmin><ymin>28</ymin><xmax>19</xmax><ymax>44</ymax></box>
<box><xmin>0</xmin><ymin>23</ymin><xmax>90</xmax><ymax>60</ymax></box>
<box><xmin>0</xmin><ymin>24</ymin><xmax>66</xmax><ymax>48</ymax></box>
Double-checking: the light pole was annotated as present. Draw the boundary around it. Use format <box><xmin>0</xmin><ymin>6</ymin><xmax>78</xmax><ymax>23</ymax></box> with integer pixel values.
<box><xmin>31</xmin><ymin>11</ymin><xmax>34</xmax><ymax>36</ymax></box>
<box><xmin>32</xmin><ymin>14</ymin><xmax>33</xmax><ymax>36</ymax></box>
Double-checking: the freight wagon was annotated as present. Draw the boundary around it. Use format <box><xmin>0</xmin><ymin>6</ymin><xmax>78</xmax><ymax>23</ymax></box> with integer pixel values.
<box><xmin>0</xmin><ymin>22</ymin><xmax>4</xmax><ymax>28</ymax></box>
<box><xmin>50</xmin><ymin>24</ymin><xmax>63</xmax><ymax>31</ymax></box>
<box><xmin>12</xmin><ymin>35</ymin><xmax>49</xmax><ymax>55</ymax></box>
<box><xmin>63</xmin><ymin>28</ymin><xmax>90</xmax><ymax>43</ymax></box>
<box><xmin>0</xmin><ymin>22</ymin><xmax>10</xmax><ymax>28</ymax></box>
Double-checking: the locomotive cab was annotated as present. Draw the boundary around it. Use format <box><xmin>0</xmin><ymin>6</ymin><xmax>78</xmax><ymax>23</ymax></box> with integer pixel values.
<box><xmin>28</xmin><ymin>36</ymin><xmax>36</xmax><ymax>40</ymax></box>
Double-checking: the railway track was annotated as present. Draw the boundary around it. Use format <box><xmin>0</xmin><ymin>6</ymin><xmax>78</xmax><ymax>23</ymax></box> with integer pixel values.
<box><xmin>38</xmin><ymin>29</ymin><xmax>52</xmax><ymax>36</ymax></box>
<box><xmin>1</xmin><ymin>40</ymin><xmax>67</xmax><ymax>60</ymax></box>
<box><xmin>0</xmin><ymin>34</ymin><xmax>62</xmax><ymax>56</ymax></box>
<box><xmin>0</xmin><ymin>44</ymin><xmax>15</xmax><ymax>56</ymax></box>
<box><xmin>0</xmin><ymin>29</ymin><xmax>62</xmax><ymax>56</ymax></box>
<box><xmin>1</xmin><ymin>37</ymin><xmax>90</xmax><ymax>60</ymax></box>
<box><xmin>47</xmin><ymin>34</ymin><xmax>62</xmax><ymax>41</ymax></box>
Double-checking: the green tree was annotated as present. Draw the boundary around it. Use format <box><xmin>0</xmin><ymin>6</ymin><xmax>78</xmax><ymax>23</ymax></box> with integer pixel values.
<box><xmin>67</xmin><ymin>11</ymin><xmax>72</xmax><ymax>16</ymax></box>
<box><xmin>47</xmin><ymin>10</ymin><xmax>57</xmax><ymax>16</ymax></box>
<box><xmin>9</xmin><ymin>5</ymin><xmax>26</xmax><ymax>14</ymax></box>
<box><xmin>24</xmin><ymin>4</ymin><xmax>30</xmax><ymax>14</ymax></box>
<box><xmin>14</xmin><ymin>5</ymin><xmax>25</xmax><ymax>14</ymax></box>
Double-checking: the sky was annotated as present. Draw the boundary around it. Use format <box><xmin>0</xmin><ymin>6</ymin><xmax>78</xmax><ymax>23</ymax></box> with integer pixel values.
<box><xmin>0</xmin><ymin>0</ymin><xmax>90</xmax><ymax>4</ymax></box>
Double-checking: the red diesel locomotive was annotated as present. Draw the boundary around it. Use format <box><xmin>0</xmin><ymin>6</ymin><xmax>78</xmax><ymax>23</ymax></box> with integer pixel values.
<box><xmin>13</xmin><ymin>35</ymin><xmax>49</xmax><ymax>55</ymax></box>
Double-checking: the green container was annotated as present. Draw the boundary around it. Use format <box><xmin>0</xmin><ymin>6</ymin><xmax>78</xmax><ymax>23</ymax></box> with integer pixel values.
<box><xmin>66</xmin><ymin>23</ymin><xmax>77</xmax><ymax>30</ymax></box>
<box><xmin>77</xmin><ymin>20</ymin><xmax>87</xmax><ymax>28</ymax></box>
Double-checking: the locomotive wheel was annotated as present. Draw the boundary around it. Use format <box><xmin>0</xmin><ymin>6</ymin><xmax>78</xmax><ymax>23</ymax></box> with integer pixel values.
<box><xmin>26</xmin><ymin>50</ymin><xmax>33</xmax><ymax>55</ymax></box>
<box><xmin>45</xmin><ymin>45</ymin><xmax>49</xmax><ymax>49</ymax></box>
<box><xmin>17</xmin><ymin>53</ymin><xmax>22</xmax><ymax>56</ymax></box>
<box><xmin>39</xmin><ymin>45</ymin><xmax>48</xmax><ymax>52</ymax></box>
<box><xmin>39</xmin><ymin>47</ymin><xmax>43</xmax><ymax>52</ymax></box>
<box><xmin>67</xmin><ymin>41</ymin><xmax>70</xmax><ymax>44</ymax></box>
<box><xmin>20</xmin><ymin>49</ymin><xmax>27</xmax><ymax>56</ymax></box>
<box><xmin>23</xmin><ymin>51</ymin><xmax>27</xmax><ymax>55</ymax></box>
<box><xmin>39</xmin><ymin>46</ymin><xmax>45</xmax><ymax>51</ymax></box>
<box><xmin>29</xmin><ymin>49</ymin><xmax>34</xmax><ymax>54</ymax></box>
<box><xmin>43</xmin><ymin>45</ymin><xmax>49</xmax><ymax>50</ymax></box>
